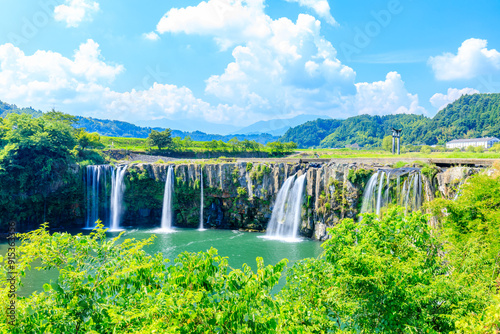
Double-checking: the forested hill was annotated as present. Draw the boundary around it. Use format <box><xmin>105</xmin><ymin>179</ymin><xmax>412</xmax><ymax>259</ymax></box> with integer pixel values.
<box><xmin>0</xmin><ymin>101</ymin><xmax>280</xmax><ymax>144</ymax></box>
<box><xmin>420</xmin><ymin>93</ymin><xmax>500</xmax><ymax>144</ymax></box>
<box><xmin>280</xmin><ymin>93</ymin><xmax>500</xmax><ymax>148</ymax></box>
<box><xmin>0</xmin><ymin>101</ymin><xmax>42</xmax><ymax>118</ymax></box>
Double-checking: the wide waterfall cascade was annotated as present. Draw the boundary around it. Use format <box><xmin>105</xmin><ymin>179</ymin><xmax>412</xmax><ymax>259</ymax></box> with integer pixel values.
<box><xmin>110</xmin><ymin>165</ymin><xmax>128</xmax><ymax>231</ymax></box>
<box><xmin>160</xmin><ymin>166</ymin><xmax>175</xmax><ymax>232</ymax></box>
<box><xmin>360</xmin><ymin>168</ymin><xmax>422</xmax><ymax>217</ymax></box>
<box><xmin>265</xmin><ymin>174</ymin><xmax>306</xmax><ymax>241</ymax></box>
<box><xmin>198</xmin><ymin>168</ymin><xmax>206</xmax><ymax>231</ymax></box>
<box><xmin>85</xmin><ymin>165</ymin><xmax>112</xmax><ymax>229</ymax></box>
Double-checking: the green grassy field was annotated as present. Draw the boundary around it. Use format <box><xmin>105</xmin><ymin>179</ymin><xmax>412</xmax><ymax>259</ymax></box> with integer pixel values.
<box><xmin>100</xmin><ymin>136</ymin><xmax>500</xmax><ymax>160</ymax></box>
<box><xmin>100</xmin><ymin>136</ymin><xmax>148</xmax><ymax>151</ymax></box>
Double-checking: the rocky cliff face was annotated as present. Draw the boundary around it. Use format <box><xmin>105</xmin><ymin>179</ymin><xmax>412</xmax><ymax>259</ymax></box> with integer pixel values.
<box><xmin>122</xmin><ymin>162</ymin><xmax>370</xmax><ymax>240</ymax></box>
<box><xmin>120</xmin><ymin>162</ymin><xmax>484</xmax><ymax>241</ymax></box>
<box><xmin>1</xmin><ymin>160</ymin><xmax>484</xmax><ymax>236</ymax></box>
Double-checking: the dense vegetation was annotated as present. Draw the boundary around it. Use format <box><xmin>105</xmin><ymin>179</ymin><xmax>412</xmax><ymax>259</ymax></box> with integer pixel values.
<box><xmin>2</xmin><ymin>167</ymin><xmax>500</xmax><ymax>333</ymax></box>
<box><xmin>0</xmin><ymin>112</ymin><xmax>105</xmax><ymax>231</ymax></box>
<box><xmin>281</xmin><ymin>93</ymin><xmax>500</xmax><ymax>148</ymax></box>
<box><xmin>103</xmin><ymin>133</ymin><xmax>297</xmax><ymax>156</ymax></box>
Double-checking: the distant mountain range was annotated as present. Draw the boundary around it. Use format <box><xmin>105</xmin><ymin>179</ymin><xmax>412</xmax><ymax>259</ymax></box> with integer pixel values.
<box><xmin>134</xmin><ymin>114</ymin><xmax>331</xmax><ymax>136</ymax></box>
<box><xmin>134</xmin><ymin>118</ymin><xmax>240</xmax><ymax>135</ymax></box>
<box><xmin>230</xmin><ymin>114</ymin><xmax>331</xmax><ymax>136</ymax></box>
<box><xmin>280</xmin><ymin>93</ymin><xmax>500</xmax><ymax>148</ymax></box>
<box><xmin>76</xmin><ymin>116</ymin><xmax>279</xmax><ymax>144</ymax></box>
<box><xmin>0</xmin><ymin>101</ymin><xmax>280</xmax><ymax>144</ymax></box>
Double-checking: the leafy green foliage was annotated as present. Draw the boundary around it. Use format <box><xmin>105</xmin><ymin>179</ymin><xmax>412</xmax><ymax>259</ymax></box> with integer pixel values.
<box><xmin>279</xmin><ymin>209</ymin><xmax>481</xmax><ymax>333</ymax></box>
<box><xmin>382</xmin><ymin>135</ymin><xmax>393</xmax><ymax>151</ymax></box>
<box><xmin>0</xmin><ymin>224</ymin><xmax>286</xmax><ymax>333</ymax></box>
<box><xmin>347</xmin><ymin>168</ymin><xmax>372</xmax><ymax>188</ymax></box>
<box><xmin>75</xmin><ymin>129</ymin><xmax>105</xmax><ymax>150</ymax></box>
<box><xmin>265</xmin><ymin>141</ymin><xmax>297</xmax><ymax>156</ymax></box>
<box><xmin>0</xmin><ymin>112</ymin><xmax>104</xmax><ymax>231</ymax></box>
<box><xmin>147</xmin><ymin>129</ymin><xmax>173</xmax><ymax>150</ymax></box>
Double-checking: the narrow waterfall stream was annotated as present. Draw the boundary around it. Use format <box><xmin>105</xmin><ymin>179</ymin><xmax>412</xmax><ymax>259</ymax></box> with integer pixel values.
<box><xmin>85</xmin><ymin>165</ymin><xmax>111</xmax><ymax>228</ymax></box>
<box><xmin>160</xmin><ymin>165</ymin><xmax>175</xmax><ymax>232</ymax></box>
<box><xmin>265</xmin><ymin>174</ymin><xmax>306</xmax><ymax>241</ymax></box>
<box><xmin>110</xmin><ymin>165</ymin><xmax>128</xmax><ymax>231</ymax></box>
<box><xmin>198</xmin><ymin>167</ymin><xmax>206</xmax><ymax>231</ymax></box>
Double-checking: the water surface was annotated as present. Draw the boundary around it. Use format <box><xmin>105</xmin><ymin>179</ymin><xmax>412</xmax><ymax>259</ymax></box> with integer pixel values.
<box><xmin>1</xmin><ymin>228</ymin><xmax>323</xmax><ymax>296</ymax></box>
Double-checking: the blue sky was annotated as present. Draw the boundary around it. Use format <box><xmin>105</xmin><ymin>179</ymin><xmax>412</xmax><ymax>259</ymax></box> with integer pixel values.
<box><xmin>0</xmin><ymin>0</ymin><xmax>499</xmax><ymax>129</ymax></box>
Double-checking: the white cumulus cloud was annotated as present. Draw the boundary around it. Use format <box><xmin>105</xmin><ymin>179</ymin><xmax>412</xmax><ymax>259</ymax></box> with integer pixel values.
<box><xmin>205</xmin><ymin>14</ymin><xmax>356</xmax><ymax>118</ymax></box>
<box><xmin>143</xmin><ymin>32</ymin><xmax>160</xmax><ymax>41</ymax></box>
<box><xmin>429</xmin><ymin>87</ymin><xmax>479</xmax><ymax>111</ymax></box>
<box><xmin>157</xmin><ymin>0</ymin><xmax>271</xmax><ymax>50</ymax></box>
<box><xmin>284</xmin><ymin>0</ymin><xmax>337</xmax><ymax>25</ymax></box>
<box><xmin>156</xmin><ymin>0</ymin><xmax>355</xmax><ymax>118</ymax></box>
<box><xmin>353</xmin><ymin>72</ymin><xmax>426</xmax><ymax>116</ymax></box>
<box><xmin>0</xmin><ymin>42</ymin><xmax>245</xmax><ymax>124</ymax></box>
<box><xmin>428</xmin><ymin>38</ymin><xmax>500</xmax><ymax>80</ymax></box>
<box><xmin>54</xmin><ymin>0</ymin><xmax>100</xmax><ymax>28</ymax></box>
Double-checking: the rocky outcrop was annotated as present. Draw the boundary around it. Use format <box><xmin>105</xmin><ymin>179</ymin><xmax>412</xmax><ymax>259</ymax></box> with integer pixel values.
<box><xmin>435</xmin><ymin>167</ymin><xmax>480</xmax><ymax>199</ymax></box>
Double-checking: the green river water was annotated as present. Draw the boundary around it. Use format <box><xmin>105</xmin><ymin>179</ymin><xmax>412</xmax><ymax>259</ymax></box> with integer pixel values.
<box><xmin>1</xmin><ymin>228</ymin><xmax>323</xmax><ymax>296</ymax></box>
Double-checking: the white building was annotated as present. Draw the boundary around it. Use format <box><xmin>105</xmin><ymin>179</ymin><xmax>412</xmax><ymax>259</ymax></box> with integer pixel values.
<box><xmin>445</xmin><ymin>137</ymin><xmax>500</xmax><ymax>149</ymax></box>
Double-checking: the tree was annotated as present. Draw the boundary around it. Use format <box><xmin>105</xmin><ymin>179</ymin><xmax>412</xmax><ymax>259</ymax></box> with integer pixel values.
<box><xmin>75</xmin><ymin>129</ymin><xmax>104</xmax><ymax>150</ymax></box>
<box><xmin>203</xmin><ymin>140</ymin><xmax>219</xmax><ymax>151</ymax></box>
<box><xmin>382</xmin><ymin>135</ymin><xmax>392</xmax><ymax>151</ymax></box>
<box><xmin>490</xmin><ymin>142</ymin><xmax>500</xmax><ymax>152</ymax></box>
<box><xmin>228</xmin><ymin>138</ymin><xmax>241</xmax><ymax>152</ymax></box>
<box><xmin>420</xmin><ymin>145</ymin><xmax>431</xmax><ymax>154</ymax></box>
<box><xmin>474</xmin><ymin>145</ymin><xmax>484</xmax><ymax>153</ymax></box>
<box><xmin>266</xmin><ymin>141</ymin><xmax>284</xmax><ymax>156</ymax></box>
<box><xmin>183</xmin><ymin>136</ymin><xmax>193</xmax><ymax>149</ymax></box>
<box><xmin>147</xmin><ymin>129</ymin><xmax>172</xmax><ymax>150</ymax></box>
<box><xmin>42</xmin><ymin>109</ymin><xmax>78</xmax><ymax>126</ymax></box>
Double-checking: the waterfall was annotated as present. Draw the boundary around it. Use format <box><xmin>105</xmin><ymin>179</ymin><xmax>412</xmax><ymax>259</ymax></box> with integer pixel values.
<box><xmin>265</xmin><ymin>174</ymin><xmax>306</xmax><ymax>241</ymax></box>
<box><xmin>110</xmin><ymin>165</ymin><xmax>128</xmax><ymax>231</ymax></box>
<box><xmin>160</xmin><ymin>165</ymin><xmax>175</xmax><ymax>231</ymax></box>
<box><xmin>360</xmin><ymin>168</ymin><xmax>422</xmax><ymax>217</ymax></box>
<box><xmin>198</xmin><ymin>167</ymin><xmax>206</xmax><ymax>231</ymax></box>
<box><xmin>376</xmin><ymin>171</ymin><xmax>386</xmax><ymax>215</ymax></box>
<box><xmin>85</xmin><ymin>165</ymin><xmax>112</xmax><ymax>229</ymax></box>
<box><xmin>360</xmin><ymin>170</ymin><xmax>380</xmax><ymax>214</ymax></box>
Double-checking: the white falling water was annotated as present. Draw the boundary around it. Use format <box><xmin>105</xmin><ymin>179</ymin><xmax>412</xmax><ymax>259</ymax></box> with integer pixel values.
<box><xmin>376</xmin><ymin>171</ymin><xmax>386</xmax><ymax>215</ymax></box>
<box><xmin>198</xmin><ymin>167</ymin><xmax>206</xmax><ymax>231</ymax></box>
<box><xmin>160</xmin><ymin>166</ymin><xmax>175</xmax><ymax>231</ymax></box>
<box><xmin>265</xmin><ymin>174</ymin><xmax>306</xmax><ymax>241</ymax></box>
<box><xmin>110</xmin><ymin>165</ymin><xmax>128</xmax><ymax>231</ymax></box>
<box><xmin>360</xmin><ymin>168</ymin><xmax>422</xmax><ymax>218</ymax></box>
<box><xmin>360</xmin><ymin>170</ymin><xmax>380</xmax><ymax>214</ymax></box>
<box><xmin>85</xmin><ymin>165</ymin><xmax>111</xmax><ymax>229</ymax></box>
